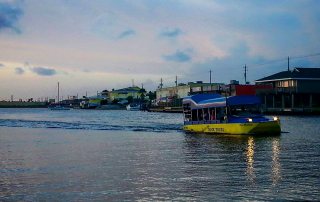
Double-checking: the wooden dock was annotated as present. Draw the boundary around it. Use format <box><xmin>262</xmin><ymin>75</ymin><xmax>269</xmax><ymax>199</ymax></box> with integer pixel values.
<box><xmin>147</xmin><ymin>107</ymin><xmax>183</xmax><ymax>113</ymax></box>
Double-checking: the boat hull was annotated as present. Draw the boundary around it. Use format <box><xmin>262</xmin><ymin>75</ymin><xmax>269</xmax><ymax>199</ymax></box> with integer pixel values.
<box><xmin>49</xmin><ymin>106</ymin><xmax>70</xmax><ymax>110</ymax></box>
<box><xmin>126</xmin><ymin>104</ymin><xmax>141</xmax><ymax>111</ymax></box>
<box><xmin>183</xmin><ymin>121</ymin><xmax>281</xmax><ymax>135</ymax></box>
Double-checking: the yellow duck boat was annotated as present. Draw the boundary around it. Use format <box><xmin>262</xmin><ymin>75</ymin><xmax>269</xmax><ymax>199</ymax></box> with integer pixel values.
<box><xmin>182</xmin><ymin>94</ymin><xmax>281</xmax><ymax>135</ymax></box>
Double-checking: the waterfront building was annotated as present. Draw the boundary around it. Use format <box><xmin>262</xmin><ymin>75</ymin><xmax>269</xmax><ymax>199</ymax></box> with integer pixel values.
<box><xmin>84</xmin><ymin>95</ymin><xmax>106</xmax><ymax>109</ymax></box>
<box><xmin>255</xmin><ymin>67</ymin><xmax>320</xmax><ymax>113</ymax></box>
<box><xmin>104</xmin><ymin>86</ymin><xmax>145</xmax><ymax>103</ymax></box>
<box><xmin>227</xmin><ymin>83</ymin><xmax>273</xmax><ymax>96</ymax></box>
<box><xmin>155</xmin><ymin>81</ymin><xmax>223</xmax><ymax>106</ymax></box>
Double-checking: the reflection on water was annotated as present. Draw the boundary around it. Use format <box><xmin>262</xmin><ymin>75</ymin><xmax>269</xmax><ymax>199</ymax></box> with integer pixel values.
<box><xmin>272</xmin><ymin>138</ymin><xmax>281</xmax><ymax>185</ymax></box>
<box><xmin>246</xmin><ymin>137</ymin><xmax>255</xmax><ymax>183</ymax></box>
<box><xmin>183</xmin><ymin>134</ymin><xmax>283</xmax><ymax>190</ymax></box>
<box><xmin>245</xmin><ymin>136</ymin><xmax>282</xmax><ymax>186</ymax></box>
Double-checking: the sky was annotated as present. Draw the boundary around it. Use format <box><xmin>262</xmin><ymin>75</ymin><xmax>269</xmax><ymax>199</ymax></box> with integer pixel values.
<box><xmin>1</xmin><ymin>0</ymin><xmax>320</xmax><ymax>100</ymax></box>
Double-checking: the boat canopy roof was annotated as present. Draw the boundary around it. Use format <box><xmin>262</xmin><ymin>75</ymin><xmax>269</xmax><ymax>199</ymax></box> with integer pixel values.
<box><xmin>183</xmin><ymin>94</ymin><xmax>261</xmax><ymax>109</ymax></box>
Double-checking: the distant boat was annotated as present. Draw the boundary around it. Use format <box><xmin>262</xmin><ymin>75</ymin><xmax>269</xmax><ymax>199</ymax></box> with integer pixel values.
<box><xmin>126</xmin><ymin>103</ymin><xmax>141</xmax><ymax>111</ymax></box>
<box><xmin>97</xmin><ymin>104</ymin><xmax>126</xmax><ymax>110</ymax></box>
<box><xmin>49</xmin><ymin>82</ymin><xmax>70</xmax><ymax>110</ymax></box>
<box><xmin>49</xmin><ymin>104</ymin><xmax>71</xmax><ymax>110</ymax></box>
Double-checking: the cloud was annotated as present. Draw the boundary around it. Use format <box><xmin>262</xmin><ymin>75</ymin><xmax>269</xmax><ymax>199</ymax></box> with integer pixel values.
<box><xmin>15</xmin><ymin>67</ymin><xmax>25</xmax><ymax>75</ymax></box>
<box><xmin>0</xmin><ymin>1</ymin><xmax>23</xmax><ymax>33</ymax></box>
<box><xmin>160</xmin><ymin>27</ymin><xmax>182</xmax><ymax>38</ymax></box>
<box><xmin>91</xmin><ymin>13</ymin><xmax>136</xmax><ymax>40</ymax></box>
<box><xmin>1</xmin><ymin>0</ymin><xmax>320</xmax><ymax>99</ymax></box>
<box><xmin>163</xmin><ymin>50</ymin><xmax>192</xmax><ymax>62</ymax></box>
<box><xmin>186</xmin><ymin>41</ymin><xmax>320</xmax><ymax>85</ymax></box>
<box><xmin>31</xmin><ymin>67</ymin><xmax>56</xmax><ymax>76</ymax></box>
<box><xmin>117</xmin><ymin>29</ymin><xmax>135</xmax><ymax>39</ymax></box>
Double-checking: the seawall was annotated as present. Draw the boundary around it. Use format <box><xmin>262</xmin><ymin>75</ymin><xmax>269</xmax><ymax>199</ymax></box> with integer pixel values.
<box><xmin>0</xmin><ymin>101</ymin><xmax>48</xmax><ymax>108</ymax></box>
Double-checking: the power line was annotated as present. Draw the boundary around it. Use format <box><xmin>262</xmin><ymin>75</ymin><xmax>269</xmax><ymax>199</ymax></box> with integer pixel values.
<box><xmin>249</xmin><ymin>52</ymin><xmax>320</xmax><ymax>68</ymax></box>
<box><xmin>250</xmin><ymin>58</ymin><xmax>288</xmax><ymax>68</ymax></box>
<box><xmin>157</xmin><ymin>52</ymin><xmax>320</xmax><ymax>86</ymax></box>
<box><xmin>291</xmin><ymin>52</ymin><xmax>320</xmax><ymax>60</ymax></box>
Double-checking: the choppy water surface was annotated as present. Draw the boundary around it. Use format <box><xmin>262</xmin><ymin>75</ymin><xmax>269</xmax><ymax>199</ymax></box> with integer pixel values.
<box><xmin>0</xmin><ymin>108</ymin><xmax>181</xmax><ymax>132</ymax></box>
<box><xmin>0</xmin><ymin>108</ymin><xmax>319</xmax><ymax>201</ymax></box>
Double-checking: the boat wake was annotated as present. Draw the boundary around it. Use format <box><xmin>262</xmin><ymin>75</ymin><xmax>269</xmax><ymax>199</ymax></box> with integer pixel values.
<box><xmin>0</xmin><ymin>119</ymin><xmax>182</xmax><ymax>133</ymax></box>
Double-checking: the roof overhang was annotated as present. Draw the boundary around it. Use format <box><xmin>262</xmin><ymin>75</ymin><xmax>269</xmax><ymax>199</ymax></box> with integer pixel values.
<box><xmin>256</xmin><ymin>78</ymin><xmax>320</xmax><ymax>83</ymax></box>
<box><xmin>183</xmin><ymin>95</ymin><xmax>261</xmax><ymax>109</ymax></box>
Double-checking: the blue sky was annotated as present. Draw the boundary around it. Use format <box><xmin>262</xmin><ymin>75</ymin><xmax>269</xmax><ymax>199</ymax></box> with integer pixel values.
<box><xmin>0</xmin><ymin>0</ymin><xmax>320</xmax><ymax>100</ymax></box>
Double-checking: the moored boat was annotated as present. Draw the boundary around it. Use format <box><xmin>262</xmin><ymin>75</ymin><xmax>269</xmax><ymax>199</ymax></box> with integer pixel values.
<box><xmin>49</xmin><ymin>82</ymin><xmax>71</xmax><ymax>110</ymax></box>
<box><xmin>48</xmin><ymin>104</ymin><xmax>71</xmax><ymax>110</ymax></box>
<box><xmin>126</xmin><ymin>103</ymin><xmax>141</xmax><ymax>111</ymax></box>
<box><xmin>182</xmin><ymin>94</ymin><xmax>281</xmax><ymax>135</ymax></box>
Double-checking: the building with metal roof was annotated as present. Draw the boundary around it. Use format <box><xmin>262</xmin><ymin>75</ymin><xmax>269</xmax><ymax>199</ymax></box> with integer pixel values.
<box><xmin>255</xmin><ymin>67</ymin><xmax>320</xmax><ymax>114</ymax></box>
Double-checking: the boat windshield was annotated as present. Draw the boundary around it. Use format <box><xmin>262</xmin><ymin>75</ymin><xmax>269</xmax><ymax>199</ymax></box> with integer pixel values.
<box><xmin>229</xmin><ymin>104</ymin><xmax>261</xmax><ymax>117</ymax></box>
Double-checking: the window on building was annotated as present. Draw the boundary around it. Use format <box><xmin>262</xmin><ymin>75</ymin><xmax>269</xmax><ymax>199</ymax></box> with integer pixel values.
<box><xmin>277</xmin><ymin>80</ymin><xmax>291</xmax><ymax>87</ymax></box>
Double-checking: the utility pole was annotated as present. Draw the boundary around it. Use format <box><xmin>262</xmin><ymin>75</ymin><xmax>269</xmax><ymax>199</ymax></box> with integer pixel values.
<box><xmin>160</xmin><ymin>78</ymin><xmax>163</xmax><ymax>89</ymax></box>
<box><xmin>209</xmin><ymin>70</ymin><xmax>212</xmax><ymax>84</ymax></box>
<box><xmin>287</xmin><ymin>56</ymin><xmax>290</xmax><ymax>71</ymax></box>
<box><xmin>244</xmin><ymin>65</ymin><xmax>247</xmax><ymax>84</ymax></box>
<box><xmin>58</xmin><ymin>82</ymin><xmax>60</xmax><ymax>102</ymax></box>
<box><xmin>141</xmin><ymin>83</ymin><xmax>144</xmax><ymax>89</ymax></box>
<box><xmin>175</xmin><ymin>75</ymin><xmax>178</xmax><ymax>87</ymax></box>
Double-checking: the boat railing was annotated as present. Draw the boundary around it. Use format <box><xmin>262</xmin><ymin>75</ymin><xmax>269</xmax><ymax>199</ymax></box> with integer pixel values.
<box><xmin>184</xmin><ymin>120</ymin><xmax>221</xmax><ymax>125</ymax></box>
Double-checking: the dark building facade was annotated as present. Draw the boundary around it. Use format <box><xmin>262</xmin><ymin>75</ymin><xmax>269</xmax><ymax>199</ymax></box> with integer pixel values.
<box><xmin>255</xmin><ymin>67</ymin><xmax>320</xmax><ymax>113</ymax></box>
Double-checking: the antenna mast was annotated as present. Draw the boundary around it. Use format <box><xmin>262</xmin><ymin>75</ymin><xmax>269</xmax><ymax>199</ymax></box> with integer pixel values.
<box><xmin>244</xmin><ymin>65</ymin><xmax>247</xmax><ymax>84</ymax></box>
<box><xmin>57</xmin><ymin>82</ymin><xmax>60</xmax><ymax>102</ymax></box>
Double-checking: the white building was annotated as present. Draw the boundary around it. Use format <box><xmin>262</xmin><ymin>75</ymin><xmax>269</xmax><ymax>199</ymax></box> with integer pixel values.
<box><xmin>156</xmin><ymin>81</ymin><xmax>223</xmax><ymax>103</ymax></box>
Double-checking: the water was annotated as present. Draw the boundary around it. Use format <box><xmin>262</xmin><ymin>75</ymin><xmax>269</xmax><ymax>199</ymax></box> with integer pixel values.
<box><xmin>0</xmin><ymin>108</ymin><xmax>181</xmax><ymax>132</ymax></box>
<box><xmin>0</xmin><ymin>108</ymin><xmax>319</xmax><ymax>201</ymax></box>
